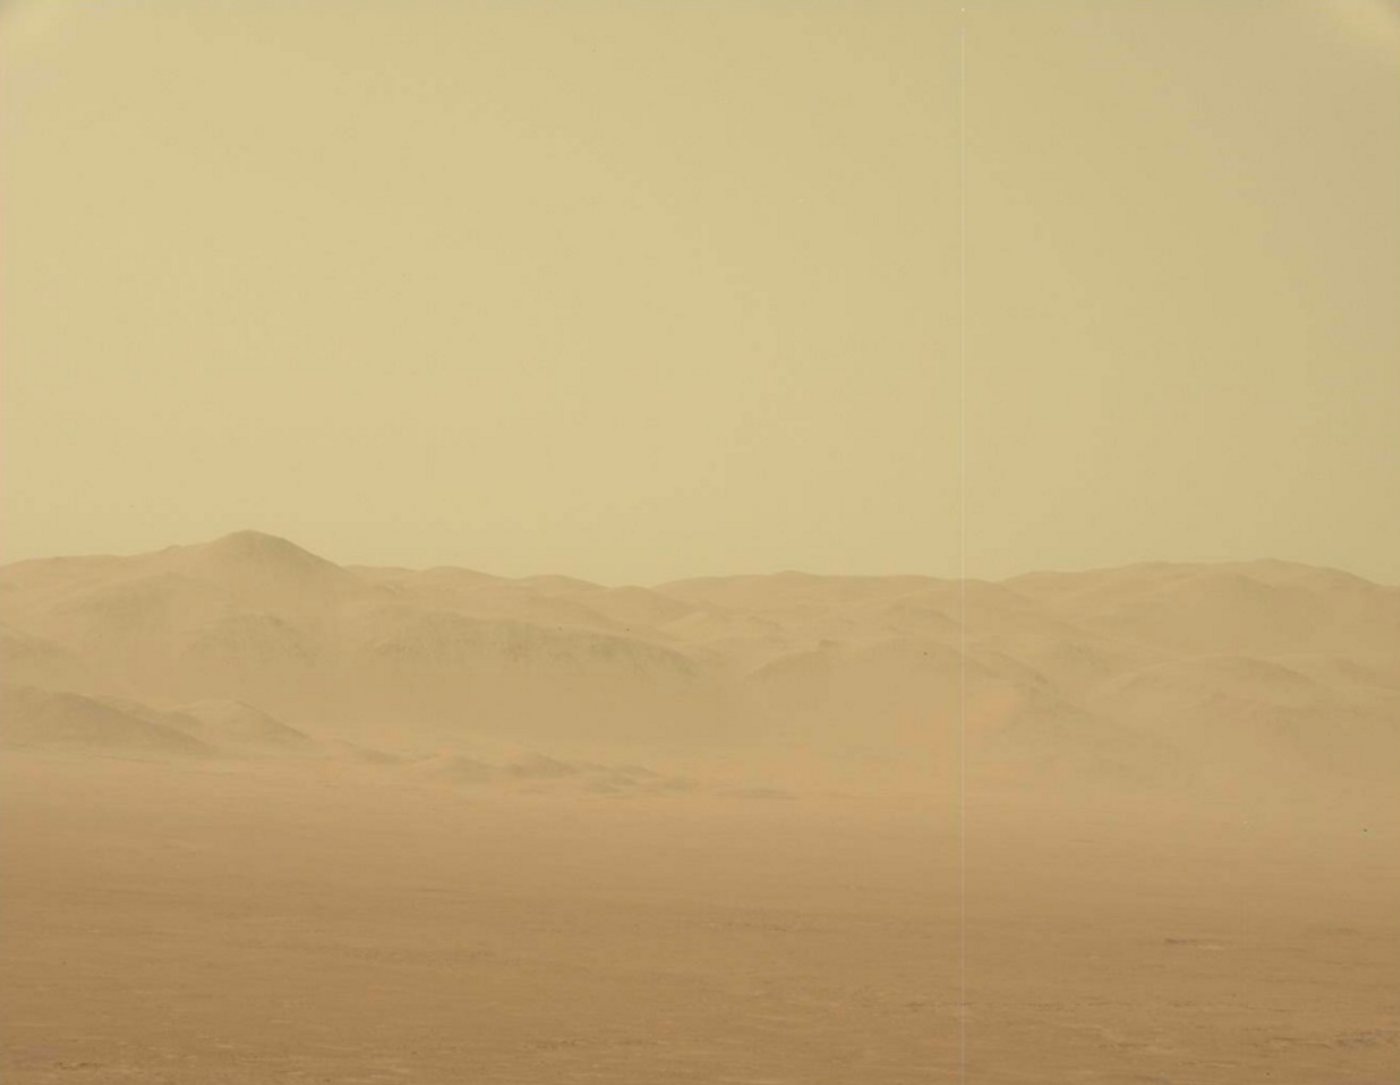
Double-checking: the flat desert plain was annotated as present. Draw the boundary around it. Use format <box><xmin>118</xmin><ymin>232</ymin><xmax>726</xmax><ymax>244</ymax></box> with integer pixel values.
<box><xmin>2</xmin><ymin>533</ymin><xmax>1397</xmax><ymax>1082</ymax></box>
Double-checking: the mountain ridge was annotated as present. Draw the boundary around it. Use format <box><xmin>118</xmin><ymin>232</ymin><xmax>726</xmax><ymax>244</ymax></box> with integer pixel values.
<box><xmin>2</xmin><ymin>531</ymin><xmax>1394</xmax><ymax>798</ymax></box>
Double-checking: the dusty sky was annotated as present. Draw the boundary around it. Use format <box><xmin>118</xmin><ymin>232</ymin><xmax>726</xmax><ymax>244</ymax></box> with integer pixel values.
<box><xmin>2</xmin><ymin>0</ymin><xmax>1396</xmax><ymax>584</ymax></box>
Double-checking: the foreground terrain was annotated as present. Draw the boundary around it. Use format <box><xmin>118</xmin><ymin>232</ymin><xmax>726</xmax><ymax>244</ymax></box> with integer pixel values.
<box><xmin>1</xmin><ymin>755</ymin><xmax>1395</xmax><ymax>1085</ymax></box>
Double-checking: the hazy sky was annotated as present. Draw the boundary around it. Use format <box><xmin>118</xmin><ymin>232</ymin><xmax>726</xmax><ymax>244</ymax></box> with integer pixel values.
<box><xmin>2</xmin><ymin>0</ymin><xmax>1397</xmax><ymax>583</ymax></box>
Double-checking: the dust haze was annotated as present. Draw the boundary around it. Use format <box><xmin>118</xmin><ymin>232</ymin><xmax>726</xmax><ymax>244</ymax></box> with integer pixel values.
<box><xmin>2</xmin><ymin>1</ymin><xmax>1398</xmax><ymax>1083</ymax></box>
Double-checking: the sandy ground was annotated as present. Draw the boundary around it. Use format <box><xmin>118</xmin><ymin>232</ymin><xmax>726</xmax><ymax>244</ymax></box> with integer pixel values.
<box><xmin>2</xmin><ymin>754</ymin><xmax>1394</xmax><ymax>1084</ymax></box>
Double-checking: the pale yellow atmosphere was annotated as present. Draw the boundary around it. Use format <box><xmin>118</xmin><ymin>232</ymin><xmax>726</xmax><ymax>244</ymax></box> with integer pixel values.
<box><xmin>2</xmin><ymin>0</ymin><xmax>1396</xmax><ymax>583</ymax></box>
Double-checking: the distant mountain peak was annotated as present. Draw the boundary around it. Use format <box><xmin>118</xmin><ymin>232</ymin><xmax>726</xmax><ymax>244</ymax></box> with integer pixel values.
<box><xmin>192</xmin><ymin>530</ymin><xmax>341</xmax><ymax>570</ymax></box>
<box><xmin>156</xmin><ymin>531</ymin><xmax>358</xmax><ymax>601</ymax></box>
<box><xmin>206</xmin><ymin>529</ymin><xmax>316</xmax><ymax>554</ymax></box>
